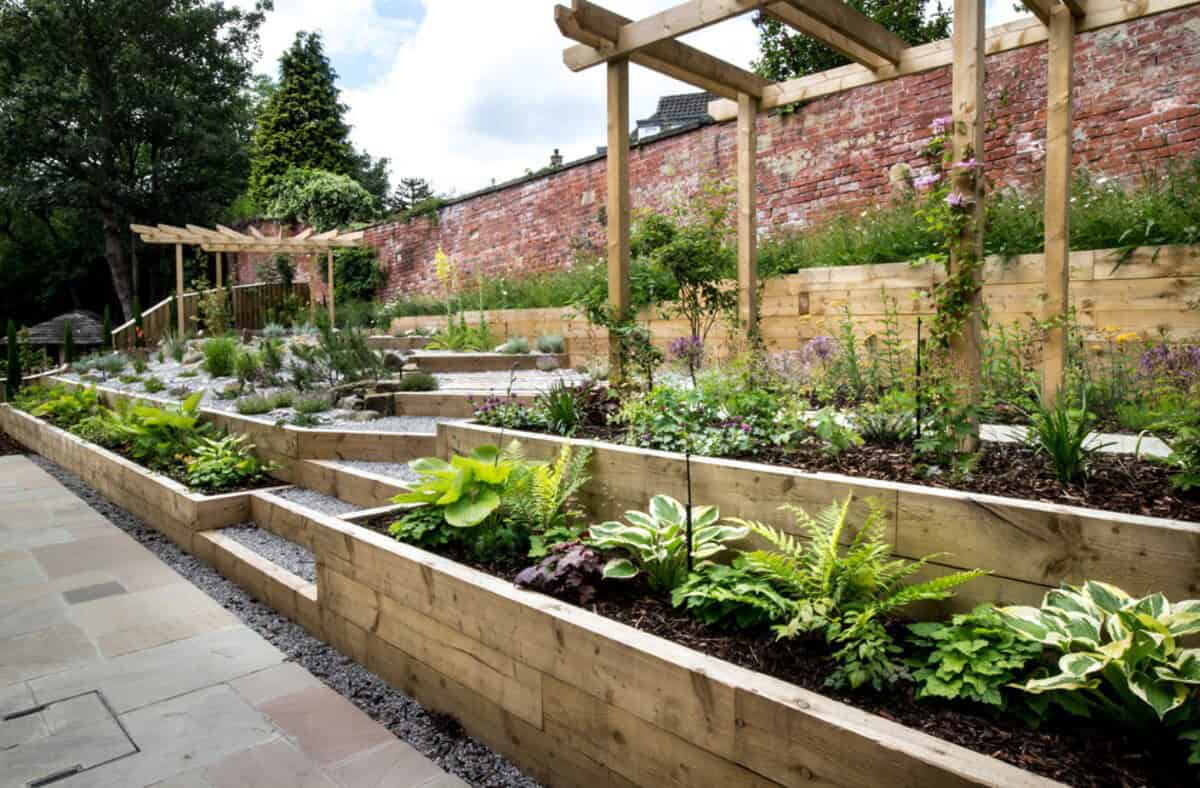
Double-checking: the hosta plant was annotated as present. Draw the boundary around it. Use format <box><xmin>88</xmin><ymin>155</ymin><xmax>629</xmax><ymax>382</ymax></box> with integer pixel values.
<box><xmin>907</xmin><ymin>604</ymin><xmax>1043</xmax><ymax>708</ymax></box>
<box><xmin>30</xmin><ymin>386</ymin><xmax>100</xmax><ymax>429</ymax></box>
<box><xmin>125</xmin><ymin>393</ymin><xmax>210</xmax><ymax>470</ymax></box>
<box><xmin>184</xmin><ymin>434</ymin><xmax>275</xmax><ymax>493</ymax></box>
<box><xmin>586</xmin><ymin>495</ymin><xmax>748</xmax><ymax>592</ymax></box>
<box><xmin>392</xmin><ymin>444</ymin><xmax>517</xmax><ymax>528</ymax></box>
<box><xmin>998</xmin><ymin>582</ymin><xmax>1200</xmax><ymax>730</ymax></box>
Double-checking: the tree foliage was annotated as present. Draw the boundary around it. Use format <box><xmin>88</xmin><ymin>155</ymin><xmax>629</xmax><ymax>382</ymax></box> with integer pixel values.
<box><xmin>263</xmin><ymin>168</ymin><xmax>378</xmax><ymax>231</ymax></box>
<box><xmin>392</xmin><ymin>177</ymin><xmax>434</xmax><ymax>212</ymax></box>
<box><xmin>249</xmin><ymin>31</ymin><xmax>354</xmax><ymax>205</ymax></box>
<box><xmin>0</xmin><ymin>0</ymin><xmax>269</xmax><ymax>320</ymax></box>
<box><xmin>753</xmin><ymin>1</ymin><xmax>950</xmax><ymax>82</ymax></box>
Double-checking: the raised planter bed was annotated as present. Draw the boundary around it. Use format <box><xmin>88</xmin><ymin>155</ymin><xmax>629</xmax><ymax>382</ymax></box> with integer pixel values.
<box><xmin>367</xmin><ymin>334</ymin><xmax>430</xmax><ymax>351</ymax></box>
<box><xmin>438</xmin><ymin>421</ymin><xmax>1200</xmax><ymax>611</ymax></box>
<box><xmin>409</xmin><ymin>351</ymin><xmax>567</xmax><ymax>373</ymax></box>
<box><xmin>238</xmin><ymin>493</ymin><xmax>1060</xmax><ymax>788</ymax></box>
<box><xmin>364</xmin><ymin>390</ymin><xmax>535</xmax><ymax>418</ymax></box>
<box><xmin>0</xmin><ymin>404</ymin><xmax>267</xmax><ymax>550</ymax></box>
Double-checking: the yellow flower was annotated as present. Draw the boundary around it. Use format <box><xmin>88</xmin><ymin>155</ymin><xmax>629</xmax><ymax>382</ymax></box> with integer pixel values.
<box><xmin>1115</xmin><ymin>332</ymin><xmax>1140</xmax><ymax>344</ymax></box>
<box><xmin>1088</xmin><ymin>343</ymin><xmax>1104</xmax><ymax>353</ymax></box>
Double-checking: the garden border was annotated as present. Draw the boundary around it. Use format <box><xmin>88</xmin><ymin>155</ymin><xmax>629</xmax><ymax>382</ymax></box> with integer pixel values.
<box><xmin>438</xmin><ymin>421</ymin><xmax>1200</xmax><ymax>612</ymax></box>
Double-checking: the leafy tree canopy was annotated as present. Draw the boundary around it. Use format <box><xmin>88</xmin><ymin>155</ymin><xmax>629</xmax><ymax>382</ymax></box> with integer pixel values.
<box><xmin>753</xmin><ymin>1</ymin><xmax>950</xmax><ymax>82</ymax></box>
<box><xmin>264</xmin><ymin>168</ymin><xmax>378</xmax><ymax>231</ymax></box>
<box><xmin>249</xmin><ymin>31</ymin><xmax>354</xmax><ymax>204</ymax></box>
<box><xmin>0</xmin><ymin>0</ymin><xmax>270</xmax><ymax>320</ymax></box>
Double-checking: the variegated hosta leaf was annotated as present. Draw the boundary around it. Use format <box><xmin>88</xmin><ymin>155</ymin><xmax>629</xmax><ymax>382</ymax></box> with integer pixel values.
<box><xmin>1163</xmin><ymin>609</ymin><xmax>1200</xmax><ymax>638</ymax></box>
<box><xmin>1133</xmin><ymin>592</ymin><xmax>1170</xmax><ymax>621</ymax></box>
<box><xmin>1082</xmin><ymin>580</ymin><xmax>1134</xmax><ymax>614</ymax></box>
<box><xmin>1047</xmin><ymin>588</ymin><xmax>1101</xmax><ymax>620</ymax></box>
<box><xmin>1058</xmin><ymin>651</ymin><xmax>1108</xmax><ymax>679</ymax></box>
<box><xmin>693</xmin><ymin>523</ymin><xmax>750</xmax><ymax>546</ymax></box>
<box><xmin>1018</xmin><ymin>671</ymin><xmax>1102</xmax><ymax>695</ymax></box>
<box><xmin>1156</xmin><ymin>649</ymin><xmax>1200</xmax><ymax>685</ymax></box>
<box><xmin>1126</xmin><ymin>670</ymin><xmax>1191</xmax><ymax>720</ymax></box>
<box><xmin>623</xmin><ymin>510</ymin><xmax>656</xmax><ymax>530</ymax></box>
<box><xmin>1052</xmin><ymin>609</ymin><xmax>1102</xmax><ymax>649</ymax></box>
<box><xmin>602</xmin><ymin>558</ymin><xmax>638</xmax><ymax>580</ymax></box>
<box><xmin>997</xmin><ymin>606</ymin><xmax>1071</xmax><ymax>647</ymax></box>
<box><xmin>691</xmin><ymin>505</ymin><xmax>719</xmax><ymax>529</ymax></box>
<box><xmin>649</xmin><ymin>495</ymin><xmax>686</xmax><ymax>526</ymax></box>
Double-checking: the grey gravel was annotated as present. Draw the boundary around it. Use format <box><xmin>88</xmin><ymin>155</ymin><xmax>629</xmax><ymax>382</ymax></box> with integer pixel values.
<box><xmin>271</xmin><ymin>486</ymin><xmax>362</xmax><ymax>516</ymax></box>
<box><xmin>336</xmin><ymin>460</ymin><xmax>421</xmax><ymax>483</ymax></box>
<box><xmin>222</xmin><ymin>523</ymin><xmax>317</xmax><ymax>582</ymax></box>
<box><xmin>314</xmin><ymin>415</ymin><xmax>451</xmax><ymax>433</ymax></box>
<box><xmin>26</xmin><ymin>453</ymin><xmax>542</xmax><ymax>788</ymax></box>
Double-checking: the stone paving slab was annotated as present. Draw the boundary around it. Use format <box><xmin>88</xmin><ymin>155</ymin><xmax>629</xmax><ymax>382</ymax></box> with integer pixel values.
<box><xmin>0</xmin><ymin>455</ymin><xmax>464</xmax><ymax>788</ymax></box>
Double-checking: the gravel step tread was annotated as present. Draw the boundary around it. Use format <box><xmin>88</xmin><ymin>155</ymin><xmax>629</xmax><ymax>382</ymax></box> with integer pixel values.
<box><xmin>222</xmin><ymin>523</ymin><xmax>317</xmax><ymax>582</ymax></box>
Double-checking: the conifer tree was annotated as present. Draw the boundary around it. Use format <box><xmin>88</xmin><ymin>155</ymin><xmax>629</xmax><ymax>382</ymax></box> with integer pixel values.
<box><xmin>249</xmin><ymin>32</ymin><xmax>353</xmax><ymax>205</ymax></box>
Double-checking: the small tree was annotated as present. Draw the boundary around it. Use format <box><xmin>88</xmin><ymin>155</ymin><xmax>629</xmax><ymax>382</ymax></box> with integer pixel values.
<box><xmin>63</xmin><ymin>321</ymin><xmax>75</xmax><ymax>363</ymax></box>
<box><xmin>5</xmin><ymin>320</ymin><xmax>21</xmax><ymax>400</ymax></box>
<box><xmin>102</xmin><ymin>305</ymin><xmax>113</xmax><ymax>350</ymax></box>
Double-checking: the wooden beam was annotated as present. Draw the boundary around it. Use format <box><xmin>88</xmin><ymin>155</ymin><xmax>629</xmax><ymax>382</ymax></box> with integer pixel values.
<box><xmin>328</xmin><ymin>249</ymin><xmax>336</xmax><ymax>326</ymax></box>
<box><xmin>1021</xmin><ymin>0</ymin><xmax>1054</xmax><ymax>25</ymax></box>
<box><xmin>949</xmin><ymin>0</ymin><xmax>985</xmax><ymax>451</ymax></box>
<box><xmin>175</xmin><ymin>243</ymin><xmax>185</xmax><ymax>336</ymax></box>
<box><xmin>607</xmin><ymin>58</ymin><xmax>631</xmax><ymax>380</ymax></box>
<box><xmin>215</xmin><ymin>251</ymin><xmax>223</xmax><ymax>289</ymax></box>
<box><xmin>737</xmin><ymin>92</ymin><xmax>759</xmax><ymax>335</ymax></box>
<box><xmin>764</xmin><ymin>2</ymin><xmax>892</xmax><ymax>70</ymax></box>
<box><xmin>558</xmin><ymin>2</ymin><xmax>769</xmax><ymax>99</ymax></box>
<box><xmin>1063</xmin><ymin>0</ymin><xmax>1087</xmax><ymax>18</ymax></box>
<box><xmin>775</xmin><ymin>0</ymin><xmax>908</xmax><ymax>65</ymax></box>
<box><xmin>708</xmin><ymin>0</ymin><xmax>1198</xmax><ymax>120</ymax></box>
<box><xmin>293</xmin><ymin>227</ymin><xmax>316</xmax><ymax>241</ymax></box>
<box><xmin>563</xmin><ymin>0</ymin><xmax>770</xmax><ymax>71</ymax></box>
<box><xmin>1042</xmin><ymin>4</ymin><xmax>1074</xmax><ymax>404</ymax></box>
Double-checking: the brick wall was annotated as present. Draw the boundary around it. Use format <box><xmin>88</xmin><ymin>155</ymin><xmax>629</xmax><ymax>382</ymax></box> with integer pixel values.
<box><xmin>237</xmin><ymin>8</ymin><xmax>1200</xmax><ymax>302</ymax></box>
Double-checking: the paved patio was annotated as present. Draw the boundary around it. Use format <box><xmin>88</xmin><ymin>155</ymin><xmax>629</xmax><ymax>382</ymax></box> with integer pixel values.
<box><xmin>0</xmin><ymin>454</ymin><xmax>464</xmax><ymax>788</ymax></box>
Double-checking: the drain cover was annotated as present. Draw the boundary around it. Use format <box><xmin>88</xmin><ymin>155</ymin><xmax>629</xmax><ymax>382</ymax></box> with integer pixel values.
<box><xmin>0</xmin><ymin>691</ymin><xmax>137</xmax><ymax>787</ymax></box>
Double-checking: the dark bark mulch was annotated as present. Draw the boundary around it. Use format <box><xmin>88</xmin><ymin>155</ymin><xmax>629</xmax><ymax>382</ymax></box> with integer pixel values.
<box><xmin>359</xmin><ymin>517</ymin><xmax>1189</xmax><ymax>788</ymax></box>
<box><xmin>0</xmin><ymin>429</ymin><xmax>26</xmax><ymax>456</ymax></box>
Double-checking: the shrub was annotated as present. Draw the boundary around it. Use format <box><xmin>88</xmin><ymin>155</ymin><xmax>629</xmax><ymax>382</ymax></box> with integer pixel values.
<box><xmin>118</xmin><ymin>373</ymin><xmax>142</xmax><ymax>384</ymax></box>
<box><xmin>162</xmin><ymin>330</ymin><xmax>188</xmax><ymax>363</ymax></box>
<box><xmin>143</xmin><ymin>377</ymin><xmax>165</xmax><ymax>394</ymax></box>
<box><xmin>88</xmin><ymin>353</ymin><xmax>127</xmax><ymax>378</ymax></box>
<box><xmin>235</xmin><ymin>394</ymin><xmax>274</xmax><ymax>415</ymax></box>
<box><xmin>585</xmin><ymin>495</ymin><xmax>748</xmax><ymax>592</ymax></box>
<box><xmin>498</xmin><ymin>336</ymin><xmax>530</xmax><ymax>354</ymax></box>
<box><xmin>293</xmin><ymin>393</ymin><xmax>331</xmax><ymax>414</ymax></box>
<box><xmin>536</xmin><ymin>334</ymin><xmax>565</xmax><ymax>354</ymax></box>
<box><xmin>31</xmin><ymin>386</ymin><xmax>100</xmax><ymax>428</ymax></box>
<box><xmin>268</xmin><ymin>389</ymin><xmax>295</xmax><ymax>409</ymax></box>
<box><xmin>321</xmin><ymin>247</ymin><xmax>384</xmax><ymax>303</ymax></box>
<box><xmin>184</xmin><ymin>434</ymin><xmax>274</xmax><ymax>493</ymax></box>
<box><xmin>397</xmin><ymin>370</ymin><xmax>438</xmax><ymax>391</ymax></box>
<box><xmin>203</xmin><ymin>337</ymin><xmax>238</xmax><ymax>378</ymax></box>
<box><xmin>125</xmin><ymin>393</ymin><xmax>210</xmax><ymax>471</ymax></box>
<box><xmin>235</xmin><ymin>349</ymin><xmax>261</xmax><ymax>387</ymax></box>
<box><xmin>261</xmin><ymin>323</ymin><xmax>288</xmax><ymax>340</ymax></box>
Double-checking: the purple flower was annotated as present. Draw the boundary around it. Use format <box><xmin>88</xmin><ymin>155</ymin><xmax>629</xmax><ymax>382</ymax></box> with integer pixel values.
<box><xmin>945</xmin><ymin>191</ymin><xmax>967</xmax><ymax>208</ymax></box>
<box><xmin>914</xmin><ymin>173</ymin><xmax>941</xmax><ymax>191</ymax></box>
<box><xmin>669</xmin><ymin>335</ymin><xmax>704</xmax><ymax>367</ymax></box>
<box><xmin>932</xmin><ymin>115</ymin><xmax>953</xmax><ymax>135</ymax></box>
<box><xmin>1138</xmin><ymin>343</ymin><xmax>1200</xmax><ymax>387</ymax></box>
<box><xmin>803</xmin><ymin>335</ymin><xmax>837</xmax><ymax>365</ymax></box>
<box><xmin>953</xmin><ymin>158</ymin><xmax>980</xmax><ymax>169</ymax></box>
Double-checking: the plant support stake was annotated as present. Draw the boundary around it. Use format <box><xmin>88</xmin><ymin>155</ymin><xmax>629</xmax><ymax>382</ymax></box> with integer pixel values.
<box><xmin>915</xmin><ymin>316</ymin><xmax>923</xmax><ymax>441</ymax></box>
<box><xmin>685</xmin><ymin>448</ymin><xmax>694</xmax><ymax>572</ymax></box>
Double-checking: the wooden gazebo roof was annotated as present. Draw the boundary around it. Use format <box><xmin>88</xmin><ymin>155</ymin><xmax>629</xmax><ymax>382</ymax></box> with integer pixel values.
<box><xmin>129</xmin><ymin>224</ymin><xmax>365</xmax><ymax>253</ymax></box>
<box><xmin>22</xmin><ymin>311</ymin><xmax>104</xmax><ymax>345</ymax></box>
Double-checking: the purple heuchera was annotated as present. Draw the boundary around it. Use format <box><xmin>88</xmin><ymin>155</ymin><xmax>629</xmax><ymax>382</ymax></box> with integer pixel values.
<box><xmin>1138</xmin><ymin>343</ymin><xmax>1200</xmax><ymax>387</ymax></box>
<box><xmin>669</xmin><ymin>335</ymin><xmax>704</xmax><ymax>366</ymax></box>
<box><xmin>514</xmin><ymin>541</ymin><xmax>606</xmax><ymax>605</ymax></box>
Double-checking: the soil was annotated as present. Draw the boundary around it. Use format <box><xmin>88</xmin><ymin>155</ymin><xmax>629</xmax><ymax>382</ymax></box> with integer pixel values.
<box><xmin>0</xmin><ymin>429</ymin><xmax>26</xmax><ymax>456</ymax></box>
<box><xmin>359</xmin><ymin>516</ymin><xmax>1191</xmax><ymax>788</ymax></box>
<box><xmin>516</xmin><ymin>422</ymin><xmax>1199</xmax><ymax>522</ymax></box>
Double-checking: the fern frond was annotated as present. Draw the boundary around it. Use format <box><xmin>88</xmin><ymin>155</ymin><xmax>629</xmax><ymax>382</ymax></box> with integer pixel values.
<box><xmin>874</xmin><ymin>569</ymin><xmax>988</xmax><ymax>616</ymax></box>
<box><xmin>733</xmin><ymin>517</ymin><xmax>805</xmax><ymax>560</ymax></box>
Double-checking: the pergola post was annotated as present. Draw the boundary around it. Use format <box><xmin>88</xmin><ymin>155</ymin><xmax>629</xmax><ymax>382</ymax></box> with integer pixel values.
<box><xmin>215</xmin><ymin>251</ymin><xmax>223</xmax><ymax>289</ymax></box>
<box><xmin>175</xmin><ymin>243</ymin><xmax>185</xmax><ymax>336</ymax></box>
<box><xmin>606</xmin><ymin>57</ymin><xmax>632</xmax><ymax>379</ymax></box>
<box><xmin>308</xmin><ymin>254</ymin><xmax>317</xmax><ymax>324</ymax></box>
<box><xmin>737</xmin><ymin>92</ymin><xmax>759</xmax><ymax>336</ymax></box>
<box><xmin>949</xmin><ymin>0</ymin><xmax>985</xmax><ymax>450</ymax></box>
<box><xmin>327</xmin><ymin>249</ymin><xmax>336</xmax><ymax>325</ymax></box>
<box><xmin>1041</xmin><ymin>4</ymin><xmax>1074</xmax><ymax>404</ymax></box>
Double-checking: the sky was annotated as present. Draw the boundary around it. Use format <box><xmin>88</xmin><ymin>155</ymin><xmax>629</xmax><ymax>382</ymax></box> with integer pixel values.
<box><xmin>237</xmin><ymin>1</ymin><xmax>1030</xmax><ymax>197</ymax></box>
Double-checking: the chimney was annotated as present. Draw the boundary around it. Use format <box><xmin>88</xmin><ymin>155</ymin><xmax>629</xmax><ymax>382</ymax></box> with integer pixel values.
<box><xmin>550</xmin><ymin>148</ymin><xmax>563</xmax><ymax>168</ymax></box>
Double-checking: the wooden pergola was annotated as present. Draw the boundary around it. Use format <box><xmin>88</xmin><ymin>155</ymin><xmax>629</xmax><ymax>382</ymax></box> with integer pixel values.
<box><xmin>555</xmin><ymin>0</ymin><xmax>1189</xmax><ymax>410</ymax></box>
<box><xmin>129</xmin><ymin>223</ymin><xmax>366</xmax><ymax>334</ymax></box>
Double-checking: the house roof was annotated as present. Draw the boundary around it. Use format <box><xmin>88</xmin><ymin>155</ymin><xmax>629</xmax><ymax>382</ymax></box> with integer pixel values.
<box><xmin>637</xmin><ymin>92</ymin><xmax>714</xmax><ymax>127</ymax></box>
<box><xmin>20</xmin><ymin>311</ymin><xmax>105</xmax><ymax>345</ymax></box>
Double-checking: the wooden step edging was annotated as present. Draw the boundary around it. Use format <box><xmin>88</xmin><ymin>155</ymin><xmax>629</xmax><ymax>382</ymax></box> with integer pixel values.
<box><xmin>237</xmin><ymin>492</ymin><xmax>1061</xmax><ymax>788</ymax></box>
<box><xmin>293</xmin><ymin>459</ymin><xmax>410</xmax><ymax>509</ymax></box>
<box><xmin>364</xmin><ymin>390</ymin><xmax>535</xmax><ymax>418</ymax></box>
<box><xmin>0</xmin><ymin>405</ymin><xmax>269</xmax><ymax>550</ymax></box>
<box><xmin>409</xmin><ymin>352</ymin><xmax>568</xmax><ymax>373</ymax></box>
<box><xmin>438</xmin><ymin>421</ymin><xmax>1200</xmax><ymax>612</ymax></box>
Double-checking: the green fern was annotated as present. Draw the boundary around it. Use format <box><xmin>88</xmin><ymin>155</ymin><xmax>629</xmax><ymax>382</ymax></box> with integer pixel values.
<box><xmin>503</xmin><ymin>442</ymin><xmax>593</xmax><ymax>556</ymax></box>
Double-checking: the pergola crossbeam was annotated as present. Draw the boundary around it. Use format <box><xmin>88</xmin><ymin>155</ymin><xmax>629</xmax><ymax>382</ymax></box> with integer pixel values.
<box><xmin>1021</xmin><ymin>0</ymin><xmax>1056</xmax><ymax>25</ymax></box>
<box><xmin>563</xmin><ymin>0</ymin><xmax>771</xmax><ymax>71</ymax></box>
<box><xmin>557</xmin><ymin>1</ymin><xmax>769</xmax><ymax>99</ymax></box>
<box><xmin>771</xmin><ymin>0</ymin><xmax>908</xmax><ymax>66</ymax></box>
<box><xmin>765</xmin><ymin>2</ymin><xmax>892</xmax><ymax>70</ymax></box>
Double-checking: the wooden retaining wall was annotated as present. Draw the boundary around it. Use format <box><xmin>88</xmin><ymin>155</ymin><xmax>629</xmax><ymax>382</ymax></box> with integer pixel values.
<box><xmin>240</xmin><ymin>493</ymin><xmax>1060</xmax><ymax>788</ymax></box>
<box><xmin>391</xmin><ymin>245</ymin><xmax>1200</xmax><ymax>365</ymax></box>
<box><xmin>0</xmin><ymin>406</ymin><xmax>257</xmax><ymax>550</ymax></box>
<box><xmin>440</xmin><ymin>421</ymin><xmax>1200</xmax><ymax>612</ymax></box>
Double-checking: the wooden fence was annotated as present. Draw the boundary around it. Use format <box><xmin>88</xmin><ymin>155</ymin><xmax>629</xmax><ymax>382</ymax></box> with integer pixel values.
<box><xmin>112</xmin><ymin>282</ymin><xmax>310</xmax><ymax>349</ymax></box>
<box><xmin>389</xmin><ymin>244</ymin><xmax>1200</xmax><ymax>366</ymax></box>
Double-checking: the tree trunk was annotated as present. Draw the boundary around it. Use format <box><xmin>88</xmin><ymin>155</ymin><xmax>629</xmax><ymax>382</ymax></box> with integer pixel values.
<box><xmin>102</xmin><ymin>211</ymin><xmax>133</xmax><ymax>320</ymax></box>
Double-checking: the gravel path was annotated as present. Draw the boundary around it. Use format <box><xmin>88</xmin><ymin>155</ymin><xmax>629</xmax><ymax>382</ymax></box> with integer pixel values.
<box><xmin>222</xmin><ymin>523</ymin><xmax>317</xmax><ymax>582</ymax></box>
<box><xmin>315</xmin><ymin>415</ymin><xmax>452</xmax><ymax>433</ymax></box>
<box><xmin>336</xmin><ymin>460</ymin><xmax>421</xmax><ymax>483</ymax></box>
<box><xmin>270</xmin><ymin>487</ymin><xmax>362</xmax><ymax>516</ymax></box>
<box><xmin>26</xmin><ymin>453</ymin><xmax>542</xmax><ymax>788</ymax></box>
